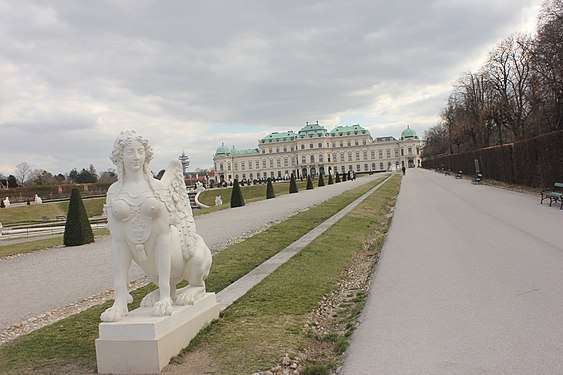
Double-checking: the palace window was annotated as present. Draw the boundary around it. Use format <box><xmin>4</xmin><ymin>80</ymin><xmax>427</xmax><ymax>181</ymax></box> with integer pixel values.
<box><xmin>241</xmin><ymin>162</ymin><xmax>245</xmax><ymax>170</ymax></box>
<box><xmin>319</xmin><ymin>154</ymin><xmax>324</xmax><ymax>162</ymax></box>
<box><xmin>269</xmin><ymin>159</ymin><xmax>274</xmax><ymax>168</ymax></box>
<box><xmin>371</xmin><ymin>150</ymin><xmax>375</xmax><ymax>159</ymax></box>
<box><xmin>386</xmin><ymin>149</ymin><xmax>391</xmax><ymax>158</ymax></box>
<box><xmin>284</xmin><ymin>158</ymin><xmax>288</xmax><ymax>167</ymax></box>
<box><xmin>355</xmin><ymin>151</ymin><xmax>360</xmax><ymax>161</ymax></box>
<box><xmin>363</xmin><ymin>150</ymin><xmax>368</xmax><ymax>160</ymax></box>
<box><xmin>378</xmin><ymin>150</ymin><xmax>383</xmax><ymax>158</ymax></box>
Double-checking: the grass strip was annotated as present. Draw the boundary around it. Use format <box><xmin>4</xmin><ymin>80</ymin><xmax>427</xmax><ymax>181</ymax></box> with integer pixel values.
<box><xmin>173</xmin><ymin>174</ymin><xmax>401</xmax><ymax>374</ymax></box>
<box><xmin>0</xmin><ymin>229</ymin><xmax>109</xmax><ymax>259</ymax></box>
<box><xmin>0</xmin><ymin>177</ymin><xmax>388</xmax><ymax>374</ymax></box>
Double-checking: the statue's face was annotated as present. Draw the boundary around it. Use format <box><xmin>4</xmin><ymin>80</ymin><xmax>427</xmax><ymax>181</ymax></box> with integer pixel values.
<box><xmin>122</xmin><ymin>139</ymin><xmax>145</xmax><ymax>173</ymax></box>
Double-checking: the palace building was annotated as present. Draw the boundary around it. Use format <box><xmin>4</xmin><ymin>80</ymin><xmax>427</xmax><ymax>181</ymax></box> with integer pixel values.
<box><xmin>213</xmin><ymin>122</ymin><xmax>421</xmax><ymax>184</ymax></box>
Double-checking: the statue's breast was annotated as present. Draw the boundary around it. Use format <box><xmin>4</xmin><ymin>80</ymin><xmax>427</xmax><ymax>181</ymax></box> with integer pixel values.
<box><xmin>108</xmin><ymin>191</ymin><xmax>165</xmax><ymax>246</ymax></box>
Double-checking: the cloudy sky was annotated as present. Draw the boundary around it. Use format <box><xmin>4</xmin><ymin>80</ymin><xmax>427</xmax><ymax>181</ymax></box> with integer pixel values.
<box><xmin>0</xmin><ymin>0</ymin><xmax>540</xmax><ymax>177</ymax></box>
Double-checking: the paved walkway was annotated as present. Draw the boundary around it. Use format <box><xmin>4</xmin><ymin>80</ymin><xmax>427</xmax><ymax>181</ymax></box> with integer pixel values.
<box><xmin>0</xmin><ymin>175</ymin><xmax>382</xmax><ymax>332</ymax></box>
<box><xmin>342</xmin><ymin>168</ymin><xmax>563</xmax><ymax>374</ymax></box>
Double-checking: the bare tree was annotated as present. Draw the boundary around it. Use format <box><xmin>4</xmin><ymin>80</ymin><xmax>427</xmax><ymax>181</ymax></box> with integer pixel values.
<box><xmin>15</xmin><ymin>162</ymin><xmax>31</xmax><ymax>186</ymax></box>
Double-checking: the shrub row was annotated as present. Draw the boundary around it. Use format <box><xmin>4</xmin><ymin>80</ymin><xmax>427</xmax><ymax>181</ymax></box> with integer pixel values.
<box><xmin>423</xmin><ymin>130</ymin><xmax>563</xmax><ymax>188</ymax></box>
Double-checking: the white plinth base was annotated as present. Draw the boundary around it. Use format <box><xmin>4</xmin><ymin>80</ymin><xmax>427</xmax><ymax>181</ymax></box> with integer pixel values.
<box><xmin>96</xmin><ymin>293</ymin><xmax>219</xmax><ymax>374</ymax></box>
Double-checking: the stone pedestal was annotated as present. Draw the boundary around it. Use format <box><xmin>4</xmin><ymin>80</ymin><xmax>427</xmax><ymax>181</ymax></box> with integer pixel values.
<box><xmin>96</xmin><ymin>293</ymin><xmax>219</xmax><ymax>374</ymax></box>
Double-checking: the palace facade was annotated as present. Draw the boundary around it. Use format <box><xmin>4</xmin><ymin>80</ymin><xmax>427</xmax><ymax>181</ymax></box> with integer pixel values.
<box><xmin>213</xmin><ymin>122</ymin><xmax>421</xmax><ymax>184</ymax></box>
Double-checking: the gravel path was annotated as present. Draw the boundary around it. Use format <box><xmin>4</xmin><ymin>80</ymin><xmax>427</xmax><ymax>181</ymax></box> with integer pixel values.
<box><xmin>342</xmin><ymin>168</ymin><xmax>563</xmax><ymax>374</ymax></box>
<box><xmin>0</xmin><ymin>174</ymin><xmax>382</xmax><ymax>335</ymax></box>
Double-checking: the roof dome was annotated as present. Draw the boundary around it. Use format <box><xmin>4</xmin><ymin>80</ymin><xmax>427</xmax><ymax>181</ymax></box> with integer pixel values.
<box><xmin>401</xmin><ymin>126</ymin><xmax>417</xmax><ymax>139</ymax></box>
<box><xmin>215</xmin><ymin>143</ymin><xmax>230</xmax><ymax>155</ymax></box>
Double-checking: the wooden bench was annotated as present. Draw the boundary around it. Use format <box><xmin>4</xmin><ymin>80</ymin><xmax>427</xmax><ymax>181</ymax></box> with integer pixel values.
<box><xmin>541</xmin><ymin>182</ymin><xmax>563</xmax><ymax>209</ymax></box>
<box><xmin>472</xmin><ymin>173</ymin><xmax>482</xmax><ymax>184</ymax></box>
<box><xmin>455</xmin><ymin>170</ymin><xmax>462</xmax><ymax>179</ymax></box>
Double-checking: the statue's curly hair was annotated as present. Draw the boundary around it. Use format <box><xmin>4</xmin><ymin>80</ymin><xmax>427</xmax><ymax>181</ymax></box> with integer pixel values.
<box><xmin>110</xmin><ymin>130</ymin><xmax>154</xmax><ymax>180</ymax></box>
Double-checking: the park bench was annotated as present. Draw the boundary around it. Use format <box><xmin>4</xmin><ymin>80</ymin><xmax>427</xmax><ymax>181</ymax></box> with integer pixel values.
<box><xmin>472</xmin><ymin>173</ymin><xmax>482</xmax><ymax>184</ymax></box>
<box><xmin>455</xmin><ymin>170</ymin><xmax>462</xmax><ymax>179</ymax></box>
<box><xmin>540</xmin><ymin>182</ymin><xmax>563</xmax><ymax>209</ymax></box>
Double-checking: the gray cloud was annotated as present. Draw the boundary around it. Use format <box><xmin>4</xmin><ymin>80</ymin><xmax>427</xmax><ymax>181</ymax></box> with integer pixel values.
<box><xmin>0</xmin><ymin>0</ymin><xmax>539</xmax><ymax>175</ymax></box>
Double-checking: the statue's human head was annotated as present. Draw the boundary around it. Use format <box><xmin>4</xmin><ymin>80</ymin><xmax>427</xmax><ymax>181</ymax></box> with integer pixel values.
<box><xmin>110</xmin><ymin>130</ymin><xmax>154</xmax><ymax>179</ymax></box>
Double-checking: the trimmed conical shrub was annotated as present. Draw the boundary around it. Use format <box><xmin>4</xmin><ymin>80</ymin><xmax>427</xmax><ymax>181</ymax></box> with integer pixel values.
<box><xmin>342</xmin><ymin>172</ymin><xmax>347</xmax><ymax>181</ymax></box>
<box><xmin>266</xmin><ymin>178</ymin><xmax>275</xmax><ymax>199</ymax></box>
<box><xmin>289</xmin><ymin>173</ymin><xmax>298</xmax><ymax>194</ymax></box>
<box><xmin>64</xmin><ymin>188</ymin><xmax>94</xmax><ymax>246</ymax></box>
<box><xmin>230</xmin><ymin>179</ymin><xmax>245</xmax><ymax>207</ymax></box>
<box><xmin>306</xmin><ymin>175</ymin><xmax>314</xmax><ymax>190</ymax></box>
<box><xmin>335</xmin><ymin>172</ymin><xmax>341</xmax><ymax>183</ymax></box>
<box><xmin>318</xmin><ymin>174</ymin><xmax>325</xmax><ymax>187</ymax></box>
<box><xmin>328</xmin><ymin>173</ymin><xmax>334</xmax><ymax>185</ymax></box>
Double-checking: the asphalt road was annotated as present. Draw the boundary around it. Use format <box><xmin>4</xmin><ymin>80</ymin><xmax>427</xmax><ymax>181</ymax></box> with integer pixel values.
<box><xmin>0</xmin><ymin>174</ymin><xmax>381</xmax><ymax>331</ymax></box>
<box><xmin>342</xmin><ymin>168</ymin><xmax>563</xmax><ymax>374</ymax></box>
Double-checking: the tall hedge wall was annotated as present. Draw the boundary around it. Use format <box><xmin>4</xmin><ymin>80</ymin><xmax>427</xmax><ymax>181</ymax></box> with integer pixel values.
<box><xmin>422</xmin><ymin>130</ymin><xmax>563</xmax><ymax>188</ymax></box>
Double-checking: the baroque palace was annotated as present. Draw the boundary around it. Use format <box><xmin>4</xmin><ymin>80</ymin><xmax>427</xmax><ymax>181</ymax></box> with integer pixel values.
<box><xmin>213</xmin><ymin>122</ymin><xmax>421</xmax><ymax>184</ymax></box>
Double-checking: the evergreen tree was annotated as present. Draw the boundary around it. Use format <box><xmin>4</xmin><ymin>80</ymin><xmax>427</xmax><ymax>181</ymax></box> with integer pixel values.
<box><xmin>318</xmin><ymin>174</ymin><xmax>325</xmax><ymax>187</ymax></box>
<box><xmin>0</xmin><ymin>200</ymin><xmax>4</xmax><ymax>208</ymax></box>
<box><xmin>335</xmin><ymin>172</ymin><xmax>341</xmax><ymax>183</ymax></box>
<box><xmin>306</xmin><ymin>175</ymin><xmax>314</xmax><ymax>190</ymax></box>
<box><xmin>64</xmin><ymin>188</ymin><xmax>94</xmax><ymax>246</ymax></box>
<box><xmin>266</xmin><ymin>178</ymin><xmax>275</xmax><ymax>199</ymax></box>
<box><xmin>328</xmin><ymin>173</ymin><xmax>334</xmax><ymax>185</ymax></box>
<box><xmin>289</xmin><ymin>173</ymin><xmax>298</xmax><ymax>194</ymax></box>
<box><xmin>342</xmin><ymin>172</ymin><xmax>347</xmax><ymax>181</ymax></box>
<box><xmin>230</xmin><ymin>179</ymin><xmax>245</xmax><ymax>207</ymax></box>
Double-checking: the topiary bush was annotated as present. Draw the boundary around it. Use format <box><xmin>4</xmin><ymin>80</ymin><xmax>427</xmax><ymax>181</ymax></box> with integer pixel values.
<box><xmin>230</xmin><ymin>179</ymin><xmax>245</xmax><ymax>207</ymax></box>
<box><xmin>306</xmin><ymin>175</ymin><xmax>314</xmax><ymax>190</ymax></box>
<box><xmin>342</xmin><ymin>172</ymin><xmax>347</xmax><ymax>181</ymax></box>
<box><xmin>318</xmin><ymin>174</ymin><xmax>325</xmax><ymax>187</ymax></box>
<box><xmin>266</xmin><ymin>178</ymin><xmax>275</xmax><ymax>199</ymax></box>
<box><xmin>328</xmin><ymin>173</ymin><xmax>334</xmax><ymax>185</ymax></box>
<box><xmin>335</xmin><ymin>173</ymin><xmax>341</xmax><ymax>183</ymax></box>
<box><xmin>289</xmin><ymin>173</ymin><xmax>298</xmax><ymax>194</ymax></box>
<box><xmin>63</xmin><ymin>188</ymin><xmax>94</xmax><ymax>246</ymax></box>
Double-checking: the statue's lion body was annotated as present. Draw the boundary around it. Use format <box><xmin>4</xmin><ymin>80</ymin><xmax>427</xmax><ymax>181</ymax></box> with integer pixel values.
<box><xmin>101</xmin><ymin>160</ymin><xmax>212</xmax><ymax>322</ymax></box>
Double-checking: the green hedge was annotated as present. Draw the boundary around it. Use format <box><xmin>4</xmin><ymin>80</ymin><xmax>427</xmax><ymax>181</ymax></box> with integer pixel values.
<box><xmin>422</xmin><ymin>130</ymin><xmax>563</xmax><ymax>188</ymax></box>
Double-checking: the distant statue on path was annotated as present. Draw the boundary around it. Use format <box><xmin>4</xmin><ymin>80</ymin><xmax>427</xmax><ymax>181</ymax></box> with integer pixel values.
<box><xmin>34</xmin><ymin>194</ymin><xmax>43</xmax><ymax>204</ymax></box>
<box><xmin>214</xmin><ymin>195</ymin><xmax>222</xmax><ymax>206</ymax></box>
<box><xmin>3</xmin><ymin>197</ymin><xmax>10</xmax><ymax>207</ymax></box>
<box><xmin>101</xmin><ymin>130</ymin><xmax>212</xmax><ymax>322</ymax></box>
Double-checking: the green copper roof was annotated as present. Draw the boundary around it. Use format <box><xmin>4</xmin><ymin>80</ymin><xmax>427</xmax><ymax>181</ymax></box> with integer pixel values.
<box><xmin>237</xmin><ymin>148</ymin><xmax>259</xmax><ymax>155</ymax></box>
<box><xmin>329</xmin><ymin>124</ymin><xmax>367</xmax><ymax>136</ymax></box>
<box><xmin>401</xmin><ymin>126</ymin><xmax>417</xmax><ymax>139</ymax></box>
<box><xmin>260</xmin><ymin>131</ymin><xmax>297</xmax><ymax>143</ymax></box>
<box><xmin>215</xmin><ymin>143</ymin><xmax>230</xmax><ymax>155</ymax></box>
<box><xmin>297</xmin><ymin>122</ymin><xmax>328</xmax><ymax>138</ymax></box>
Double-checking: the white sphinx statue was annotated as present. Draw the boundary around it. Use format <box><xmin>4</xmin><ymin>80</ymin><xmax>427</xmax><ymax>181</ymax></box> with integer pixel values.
<box><xmin>101</xmin><ymin>130</ymin><xmax>212</xmax><ymax>322</ymax></box>
<box><xmin>34</xmin><ymin>194</ymin><xmax>42</xmax><ymax>204</ymax></box>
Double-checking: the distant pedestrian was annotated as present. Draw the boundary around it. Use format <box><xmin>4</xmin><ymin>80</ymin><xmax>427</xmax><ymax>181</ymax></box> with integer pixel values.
<box><xmin>402</xmin><ymin>166</ymin><xmax>406</xmax><ymax>176</ymax></box>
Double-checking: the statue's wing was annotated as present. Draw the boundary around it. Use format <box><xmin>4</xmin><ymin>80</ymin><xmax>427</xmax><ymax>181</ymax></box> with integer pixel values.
<box><xmin>160</xmin><ymin>160</ymin><xmax>198</xmax><ymax>259</ymax></box>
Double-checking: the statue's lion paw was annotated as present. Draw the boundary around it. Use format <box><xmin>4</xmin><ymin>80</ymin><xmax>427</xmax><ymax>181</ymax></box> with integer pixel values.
<box><xmin>152</xmin><ymin>298</ymin><xmax>173</xmax><ymax>317</ymax></box>
<box><xmin>127</xmin><ymin>293</ymin><xmax>133</xmax><ymax>304</ymax></box>
<box><xmin>140</xmin><ymin>290</ymin><xmax>160</xmax><ymax>307</ymax></box>
<box><xmin>176</xmin><ymin>286</ymin><xmax>205</xmax><ymax>306</ymax></box>
<box><xmin>100</xmin><ymin>305</ymin><xmax>128</xmax><ymax>322</ymax></box>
